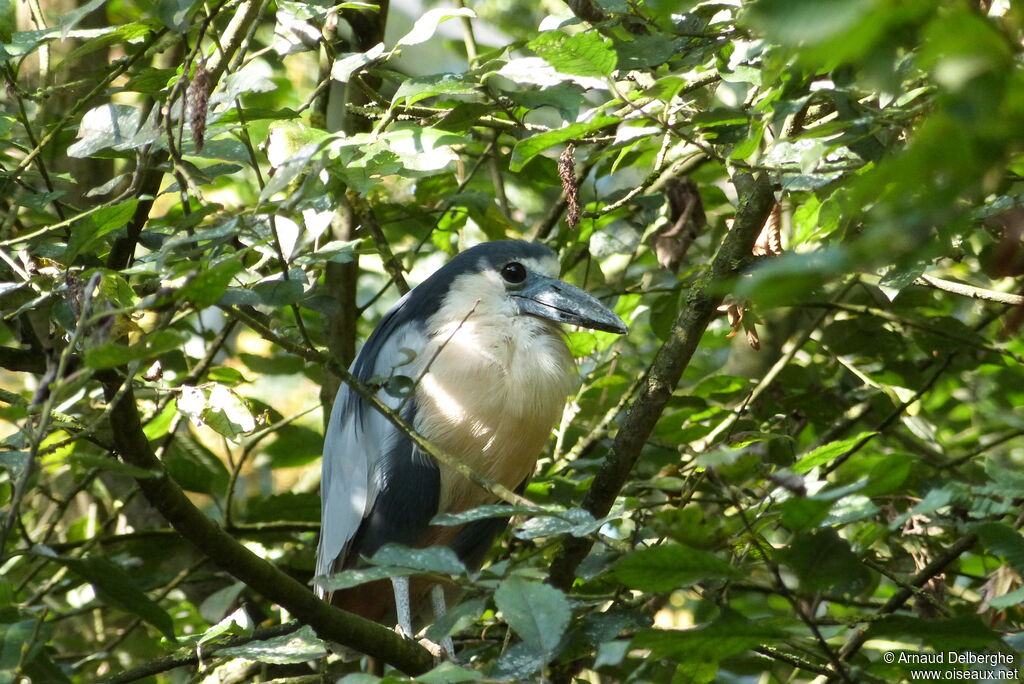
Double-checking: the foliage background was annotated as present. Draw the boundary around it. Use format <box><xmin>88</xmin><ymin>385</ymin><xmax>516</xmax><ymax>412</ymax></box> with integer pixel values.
<box><xmin>2</xmin><ymin>0</ymin><xmax>1024</xmax><ymax>681</ymax></box>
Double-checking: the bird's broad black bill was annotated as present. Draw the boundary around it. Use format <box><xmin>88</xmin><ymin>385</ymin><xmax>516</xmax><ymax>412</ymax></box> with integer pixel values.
<box><xmin>513</xmin><ymin>275</ymin><xmax>628</xmax><ymax>334</ymax></box>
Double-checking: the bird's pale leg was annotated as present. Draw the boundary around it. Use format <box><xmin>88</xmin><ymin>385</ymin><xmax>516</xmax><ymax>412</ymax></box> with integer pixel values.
<box><xmin>431</xmin><ymin>584</ymin><xmax>456</xmax><ymax>659</ymax></box>
<box><xmin>391</xmin><ymin>576</ymin><xmax>413</xmax><ymax>638</ymax></box>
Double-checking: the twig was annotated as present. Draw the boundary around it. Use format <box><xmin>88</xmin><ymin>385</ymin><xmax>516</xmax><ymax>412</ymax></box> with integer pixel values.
<box><xmin>821</xmin><ymin>354</ymin><xmax>955</xmax><ymax>476</ymax></box>
<box><xmin>96</xmin><ymin>622</ymin><xmax>302</xmax><ymax>684</ymax></box>
<box><xmin>695</xmin><ymin>278</ymin><xmax>858</xmax><ymax>452</ymax></box>
<box><xmin>941</xmin><ymin>428</ymin><xmax>1024</xmax><ymax>469</ymax></box>
<box><xmin>455</xmin><ymin>0</ymin><xmax>479</xmax><ymax>65</ymax></box>
<box><xmin>915</xmin><ymin>274</ymin><xmax>1024</xmax><ymax>306</ymax></box>
<box><xmin>803</xmin><ymin>301</ymin><xmax>1024</xmax><ymax>365</ymax></box>
<box><xmin>715</xmin><ymin>471</ymin><xmax>852</xmax><ymax>682</ymax></box>
<box><xmin>361</xmin><ymin>200</ymin><xmax>410</xmax><ymax>294</ymax></box>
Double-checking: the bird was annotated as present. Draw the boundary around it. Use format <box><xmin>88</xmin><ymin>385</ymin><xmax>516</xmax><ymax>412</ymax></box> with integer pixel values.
<box><xmin>314</xmin><ymin>240</ymin><xmax>627</xmax><ymax>646</ymax></box>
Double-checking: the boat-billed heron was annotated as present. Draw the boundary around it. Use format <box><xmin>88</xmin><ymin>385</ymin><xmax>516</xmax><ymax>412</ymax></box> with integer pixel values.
<box><xmin>315</xmin><ymin>240</ymin><xmax>626</xmax><ymax>643</ymax></box>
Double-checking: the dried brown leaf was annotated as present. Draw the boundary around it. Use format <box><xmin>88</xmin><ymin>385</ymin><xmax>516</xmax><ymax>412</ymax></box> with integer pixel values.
<box><xmin>651</xmin><ymin>177</ymin><xmax>706</xmax><ymax>271</ymax></box>
<box><xmin>752</xmin><ymin>202</ymin><xmax>783</xmax><ymax>256</ymax></box>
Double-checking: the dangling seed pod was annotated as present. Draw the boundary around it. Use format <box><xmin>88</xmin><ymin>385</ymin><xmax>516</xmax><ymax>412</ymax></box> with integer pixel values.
<box><xmin>559</xmin><ymin>143</ymin><xmax>581</xmax><ymax>229</ymax></box>
<box><xmin>188</xmin><ymin>60</ymin><xmax>210</xmax><ymax>153</ymax></box>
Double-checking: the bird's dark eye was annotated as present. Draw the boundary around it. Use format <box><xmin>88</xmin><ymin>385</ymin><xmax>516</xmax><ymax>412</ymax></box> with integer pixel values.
<box><xmin>501</xmin><ymin>262</ymin><xmax>527</xmax><ymax>284</ymax></box>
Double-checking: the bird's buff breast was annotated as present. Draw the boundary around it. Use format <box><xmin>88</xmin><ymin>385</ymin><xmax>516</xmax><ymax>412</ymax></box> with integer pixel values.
<box><xmin>412</xmin><ymin>314</ymin><xmax>577</xmax><ymax>513</ymax></box>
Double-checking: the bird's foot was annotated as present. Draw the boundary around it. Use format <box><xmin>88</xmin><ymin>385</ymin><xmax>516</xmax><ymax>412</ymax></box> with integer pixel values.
<box><xmin>417</xmin><ymin>636</ymin><xmax>458</xmax><ymax>663</ymax></box>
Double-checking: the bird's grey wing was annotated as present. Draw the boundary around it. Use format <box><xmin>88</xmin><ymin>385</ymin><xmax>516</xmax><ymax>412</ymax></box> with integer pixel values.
<box><xmin>315</xmin><ymin>301</ymin><xmax>429</xmax><ymax>599</ymax></box>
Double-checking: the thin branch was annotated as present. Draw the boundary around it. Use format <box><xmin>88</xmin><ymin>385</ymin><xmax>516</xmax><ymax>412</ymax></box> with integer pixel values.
<box><xmin>821</xmin><ymin>354</ymin><xmax>956</xmax><ymax>476</ymax></box>
<box><xmin>804</xmin><ymin>301</ymin><xmax>1024</xmax><ymax>364</ymax></box>
<box><xmin>37</xmin><ymin>523</ymin><xmax>319</xmax><ymax>553</ymax></box>
<box><xmin>361</xmin><ymin>199</ymin><xmax>410</xmax><ymax>295</ymax></box>
<box><xmin>915</xmin><ymin>274</ymin><xmax>1024</xmax><ymax>306</ymax></box>
<box><xmin>694</xmin><ymin>278</ymin><xmax>858</xmax><ymax>452</ymax></box>
<box><xmin>96</xmin><ymin>622</ymin><xmax>302</xmax><ymax>684</ymax></box>
<box><xmin>941</xmin><ymin>428</ymin><xmax>1024</xmax><ymax>469</ymax></box>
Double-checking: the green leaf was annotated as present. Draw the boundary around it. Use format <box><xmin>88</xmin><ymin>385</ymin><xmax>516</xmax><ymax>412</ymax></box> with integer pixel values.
<box><xmin>510</xmin><ymin>115</ymin><xmax>619</xmax><ymax>171</ymax></box>
<box><xmin>970</xmin><ymin>522</ymin><xmax>1024</xmax><ymax>574</ymax></box>
<box><xmin>432</xmin><ymin>504</ymin><xmax>540</xmax><ymax>526</ymax></box>
<box><xmin>614</xmin><ymin>544</ymin><xmax>741</xmax><ymax>592</ymax></box>
<box><xmin>0</xmin><ymin>620</ymin><xmax>40</xmax><ymax>671</ymax></box>
<box><xmin>745</xmin><ymin>0</ymin><xmax>874</xmax><ymax>47</ymax></box>
<box><xmin>84</xmin><ymin>330</ymin><xmax>186</xmax><ymax>370</ymax></box>
<box><xmin>207</xmin><ymin>366</ymin><xmax>247</xmax><ymax>386</ymax></box>
<box><xmin>264</xmin><ymin>425</ymin><xmax>321</xmax><ymax>468</ymax></box>
<box><xmin>61</xmin><ymin>22</ymin><xmax>150</xmax><ymax>62</ymax></box>
<box><xmin>0</xmin><ymin>451</ymin><xmax>29</xmax><ymax>478</ymax></box>
<box><xmin>435</xmin><ymin>102</ymin><xmax>494</xmax><ymax>133</ymax></box>
<box><xmin>57</xmin><ymin>0</ymin><xmax>104</xmax><ymax>37</ymax></box>
<box><xmin>616</xmin><ymin>34</ymin><xmax>680</xmax><ymax>70</ymax></box>
<box><xmin>239</xmin><ymin>353</ymin><xmax>305</xmax><ymax>375</ymax></box>
<box><xmin>157</xmin><ymin>0</ymin><xmax>202</xmax><ymax>31</ymax></box>
<box><xmin>987</xmin><ymin>585</ymin><xmax>1024</xmax><ymax>609</ymax></box>
<box><xmin>370</xmin><ymin>544</ymin><xmax>467</xmax><ymax>575</ymax></box>
<box><xmin>203</xmin><ymin>385</ymin><xmax>255</xmax><ymax>440</ymax></box>
<box><xmin>393</xmin><ymin>74</ymin><xmax>478</xmax><ymax>107</ymax></box>
<box><xmin>862</xmin><ymin>454</ymin><xmax>912</xmax><ymax>496</ymax></box>
<box><xmin>318</xmin><ymin>566</ymin><xmax>414</xmax><ymax>592</ymax></box>
<box><xmin>777</xmin><ymin>528</ymin><xmax>870</xmax><ymax>595</ymax></box>
<box><xmin>864</xmin><ymin>615</ymin><xmax>1001</xmax><ymax>651</ymax></box>
<box><xmin>62</xmin><ymin>452</ymin><xmax>160</xmax><ymax>480</ymax></box>
<box><xmin>253</xmin><ymin>278</ymin><xmax>304</xmax><ymax>307</ymax></box>
<box><xmin>164</xmin><ymin>437</ymin><xmax>230</xmax><ymax>496</ymax></box>
<box><xmin>217</xmin><ymin>625</ymin><xmax>327</xmax><ymax>664</ymax></box>
<box><xmin>1</xmin><ymin>28</ymin><xmax>56</xmax><ymax>61</ymax></box>
<box><xmin>331</xmin><ymin>43</ymin><xmax>385</xmax><ymax>82</ymax></box>
<box><xmin>514</xmin><ymin>508</ymin><xmax>603</xmax><ymax>540</ymax></box>
<box><xmin>67</xmin><ymin>200</ymin><xmax>138</xmax><ymax>260</ymax></box>
<box><xmin>494</xmin><ymin>576</ymin><xmax>570</xmax><ymax>656</ymax></box>
<box><xmin>792</xmin><ymin>432</ymin><xmax>877</xmax><ymax>474</ymax></box>
<box><xmin>528</xmin><ymin>31</ymin><xmax>617</xmax><ymax>78</ymax></box>
<box><xmin>177</xmin><ymin>259</ymin><xmax>243</xmax><ymax>308</ymax></box>
<box><xmin>779</xmin><ymin>498</ymin><xmax>834</xmax><ymax>531</ymax></box>
<box><xmin>424</xmin><ymin>598</ymin><xmax>487</xmax><ymax>644</ymax></box>
<box><xmin>56</xmin><ymin>555</ymin><xmax>176</xmax><ymax>642</ymax></box>
<box><xmin>416</xmin><ymin>661</ymin><xmax>484</xmax><ymax>684</ymax></box>
<box><xmin>395</xmin><ymin>7</ymin><xmax>474</xmax><ymax>47</ymax></box>
<box><xmin>67</xmin><ymin>104</ymin><xmax>158</xmax><ymax>158</ymax></box>
<box><xmin>631</xmin><ymin>612</ymin><xmax>793</xmax><ymax>661</ymax></box>
<box><xmin>246</xmin><ymin>492</ymin><xmax>319</xmax><ymax>523</ymax></box>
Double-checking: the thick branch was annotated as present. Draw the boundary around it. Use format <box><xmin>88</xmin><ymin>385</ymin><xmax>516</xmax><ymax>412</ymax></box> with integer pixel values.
<box><xmin>564</xmin><ymin>0</ymin><xmax>606</xmax><ymax>24</ymax></box>
<box><xmin>547</xmin><ymin>171</ymin><xmax>775</xmax><ymax>589</ymax></box>
<box><xmin>102</xmin><ymin>375</ymin><xmax>433</xmax><ymax>675</ymax></box>
<box><xmin>0</xmin><ymin>346</ymin><xmax>45</xmax><ymax>374</ymax></box>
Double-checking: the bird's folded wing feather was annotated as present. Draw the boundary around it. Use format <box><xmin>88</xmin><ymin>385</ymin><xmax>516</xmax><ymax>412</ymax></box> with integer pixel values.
<box><xmin>315</xmin><ymin>294</ymin><xmax>427</xmax><ymax>598</ymax></box>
